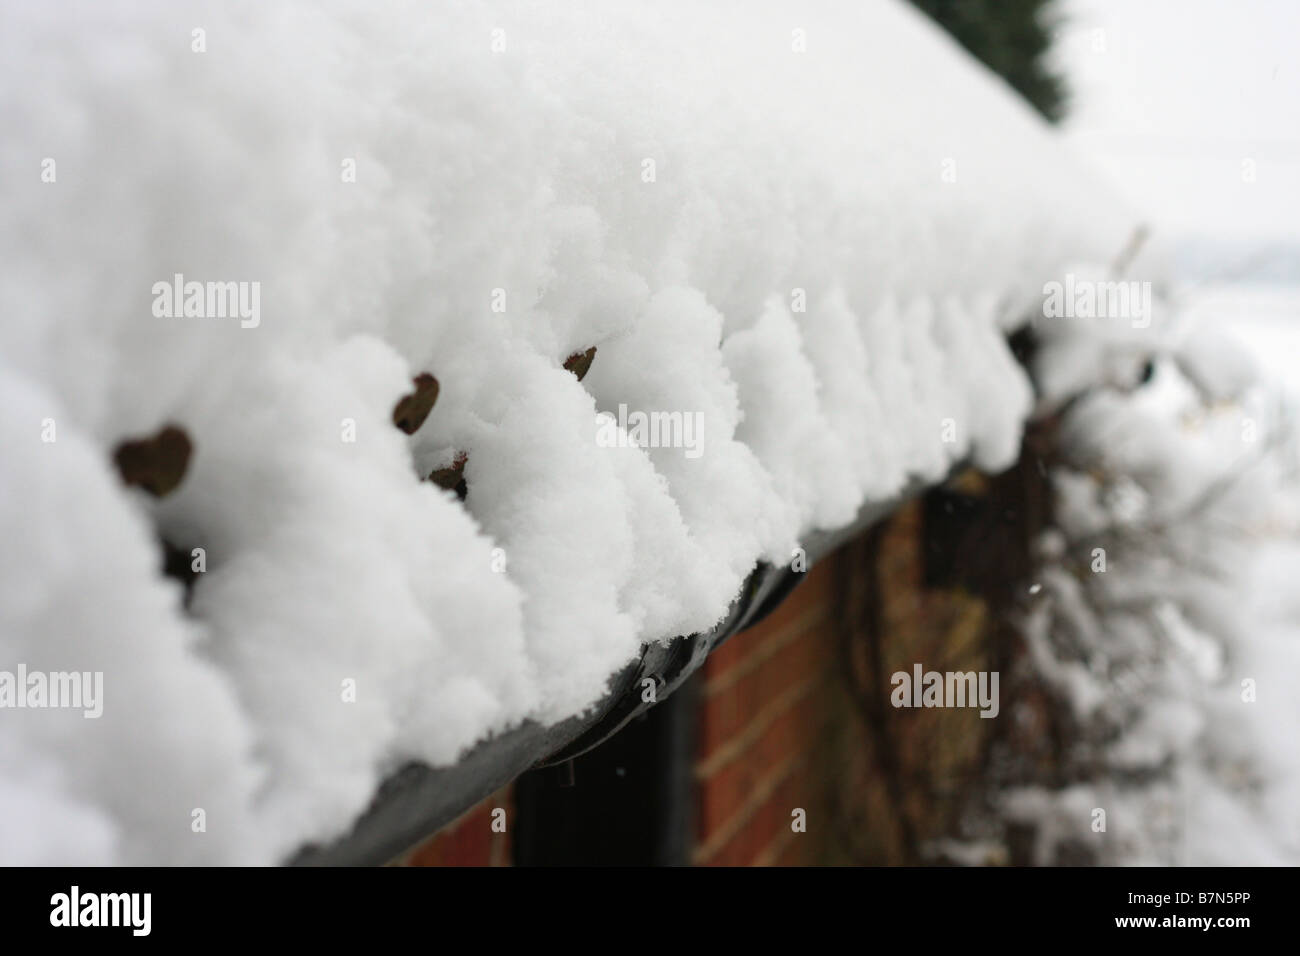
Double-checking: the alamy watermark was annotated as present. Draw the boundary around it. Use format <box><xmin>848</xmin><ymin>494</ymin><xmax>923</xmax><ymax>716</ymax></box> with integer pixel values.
<box><xmin>152</xmin><ymin>273</ymin><xmax>260</xmax><ymax>328</ymax></box>
<box><xmin>0</xmin><ymin>665</ymin><xmax>102</xmax><ymax>718</ymax></box>
<box><xmin>1042</xmin><ymin>273</ymin><xmax>1151</xmax><ymax>329</ymax></box>
<box><xmin>50</xmin><ymin>886</ymin><xmax>150</xmax><ymax>936</ymax></box>
<box><xmin>596</xmin><ymin>404</ymin><xmax>704</xmax><ymax>459</ymax></box>
<box><xmin>891</xmin><ymin>663</ymin><xmax>999</xmax><ymax>718</ymax></box>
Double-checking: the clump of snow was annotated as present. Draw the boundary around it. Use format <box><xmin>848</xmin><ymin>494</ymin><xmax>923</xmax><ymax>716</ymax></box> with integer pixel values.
<box><xmin>0</xmin><ymin>0</ymin><xmax>1132</xmax><ymax>863</ymax></box>
<box><xmin>0</xmin><ymin>367</ymin><xmax>265</xmax><ymax>864</ymax></box>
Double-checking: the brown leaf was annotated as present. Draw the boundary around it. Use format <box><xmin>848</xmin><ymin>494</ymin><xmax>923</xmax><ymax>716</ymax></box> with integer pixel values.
<box><xmin>428</xmin><ymin>451</ymin><xmax>468</xmax><ymax>501</ymax></box>
<box><xmin>563</xmin><ymin>346</ymin><xmax>597</xmax><ymax>382</ymax></box>
<box><xmin>392</xmin><ymin>372</ymin><xmax>441</xmax><ymax>435</ymax></box>
<box><xmin>113</xmin><ymin>425</ymin><xmax>193</xmax><ymax>498</ymax></box>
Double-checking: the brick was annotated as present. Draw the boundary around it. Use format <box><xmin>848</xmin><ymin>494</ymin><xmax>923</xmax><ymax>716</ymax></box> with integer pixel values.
<box><xmin>695</xmin><ymin>677</ymin><xmax>826</xmax><ymax>844</ymax></box>
<box><xmin>400</xmin><ymin>787</ymin><xmax>511</xmax><ymax>867</ymax></box>
<box><xmin>699</xmin><ymin>756</ymin><xmax>814</xmax><ymax>866</ymax></box>
<box><xmin>704</xmin><ymin>557</ymin><xmax>836</xmax><ymax>682</ymax></box>
<box><xmin>698</xmin><ymin>609</ymin><xmax>834</xmax><ymax>759</ymax></box>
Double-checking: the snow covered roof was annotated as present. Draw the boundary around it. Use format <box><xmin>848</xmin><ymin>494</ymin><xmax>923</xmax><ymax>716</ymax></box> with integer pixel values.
<box><xmin>0</xmin><ymin>0</ymin><xmax>1135</xmax><ymax>864</ymax></box>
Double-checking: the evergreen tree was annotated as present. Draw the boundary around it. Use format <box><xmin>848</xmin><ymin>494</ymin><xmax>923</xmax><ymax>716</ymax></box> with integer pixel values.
<box><xmin>908</xmin><ymin>0</ymin><xmax>1067</xmax><ymax>122</ymax></box>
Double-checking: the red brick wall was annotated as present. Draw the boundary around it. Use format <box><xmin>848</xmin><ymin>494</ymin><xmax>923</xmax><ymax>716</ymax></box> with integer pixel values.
<box><xmin>691</xmin><ymin>489</ymin><xmax>1007</xmax><ymax>866</ymax></box>
<box><xmin>693</xmin><ymin>556</ymin><xmax>841</xmax><ymax>866</ymax></box>
<box><xmin>397</xmin><ymin>786</ymin><xmax>512</xmax><ymax>867</ymax></box>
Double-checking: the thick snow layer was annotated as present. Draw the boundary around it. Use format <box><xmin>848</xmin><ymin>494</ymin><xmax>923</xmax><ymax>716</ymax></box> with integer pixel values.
<box><xmin>0</xmin><ymin>0</ymin><xmax>1132</xmax><ymax>863</ymax></box>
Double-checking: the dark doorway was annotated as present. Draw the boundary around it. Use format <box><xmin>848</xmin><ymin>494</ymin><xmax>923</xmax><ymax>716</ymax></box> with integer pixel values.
<box><xmin>513</xmin><ymin>678</ymin><xmax>696</xmax><ymax>866</ymax></box>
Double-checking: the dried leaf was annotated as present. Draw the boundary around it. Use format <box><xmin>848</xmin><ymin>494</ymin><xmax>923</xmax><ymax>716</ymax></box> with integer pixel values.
<box><xmin>428</xmin><ymin>451</ymin><xmax>468</xmax><ymax>501</ymax></box>
<box><xmin>563</xmin><ymin>346</ymin><xmax>597</xmax><ymax>382</ymax></box>
<box><xmin>392</xmin><ymin>372</ymin><xmax>441</xmax><ymax>435</ymax></box>
<box><xmin>113</xmin><ymin>425</ymin><xmax>193</xmax><ymax>498</ymax></box>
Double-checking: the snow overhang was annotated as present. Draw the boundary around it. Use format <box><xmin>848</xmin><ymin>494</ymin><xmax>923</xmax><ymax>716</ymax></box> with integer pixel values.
<box><xmin>292</xmin><ymin>474</ymin><xmax>938</xmax><ymax>865</ymax></box>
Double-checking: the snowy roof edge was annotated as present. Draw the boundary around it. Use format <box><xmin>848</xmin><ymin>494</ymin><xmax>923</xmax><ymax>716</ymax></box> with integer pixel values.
<box><xmin>290</xmin><ymin>471</ymin><xmax>942</xmax><ymax>866</ymax></box>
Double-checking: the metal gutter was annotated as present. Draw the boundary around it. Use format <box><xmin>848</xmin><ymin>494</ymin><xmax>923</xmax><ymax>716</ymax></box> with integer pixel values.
<box><xmin>290</xmin><ymin>473</ymin><xmax>939</xmax><ymax>866</ymax></box>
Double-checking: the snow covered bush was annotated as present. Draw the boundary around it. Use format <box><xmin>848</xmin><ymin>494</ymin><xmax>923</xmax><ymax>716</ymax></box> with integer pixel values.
<box><xmin>984</xmin><ymin>273</ymin><xmax>1300</xmax><ymax>865</ymax></box>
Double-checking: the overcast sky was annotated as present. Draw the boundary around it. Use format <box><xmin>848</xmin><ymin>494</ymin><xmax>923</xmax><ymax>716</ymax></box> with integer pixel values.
<box><xmin>1053</xmin><ymin>0</ymin><xmax>1300</xmax><ymax>242</ymax></box>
